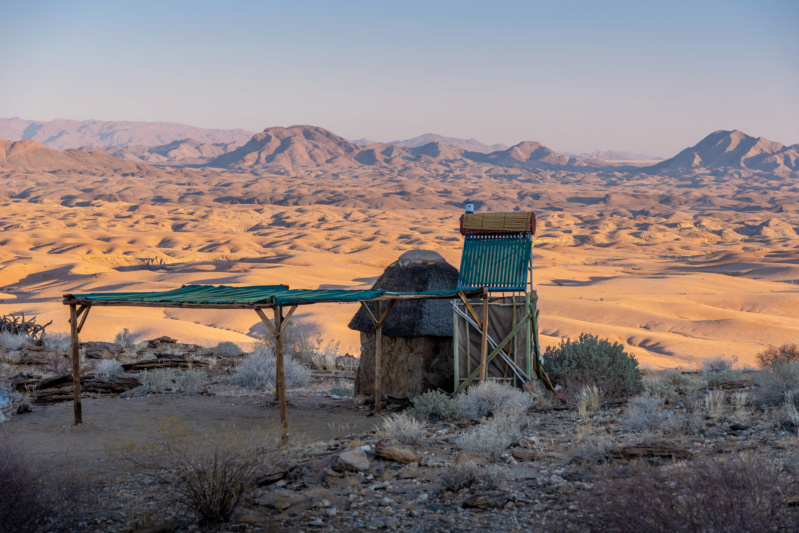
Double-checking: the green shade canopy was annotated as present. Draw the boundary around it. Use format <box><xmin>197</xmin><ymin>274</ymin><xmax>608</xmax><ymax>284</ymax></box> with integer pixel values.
<box><xmin>66</xmin><ymin>285</ymin><xmax>474</xmax><ymax>308</ymax></box>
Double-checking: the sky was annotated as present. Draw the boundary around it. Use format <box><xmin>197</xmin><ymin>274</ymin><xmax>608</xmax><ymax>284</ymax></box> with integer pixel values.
<box><xmin>0</xmin><ymin>0</ymin><xmax>797</xmax><ymax>156</ymax></box>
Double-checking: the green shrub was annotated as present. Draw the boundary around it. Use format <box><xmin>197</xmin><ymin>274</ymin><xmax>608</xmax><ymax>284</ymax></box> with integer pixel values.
<box><xmin>544</xmin><ymin>333</ymin><xmax>644</xmax><ymax>400</ymax></box>
<box><xmin>329</xmin><ymin>384</ymin><xmax>353</xmax><ymax>397</ymax></box>
<box><xmin>210</xmin><ymin>341</ymin><xmax>243</xmax><ymax>357</ymax></box>
<box><xmin>408</xmin><ymin>390</ymin><xmax>461</xmax><ymax>422</ymax></box>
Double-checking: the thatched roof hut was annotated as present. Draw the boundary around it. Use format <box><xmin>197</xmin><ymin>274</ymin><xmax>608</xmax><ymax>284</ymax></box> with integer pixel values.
<box><xmin>349</xmin><ymin>250</ymin><xmax>458</xmax><ymax>398</ymax></box>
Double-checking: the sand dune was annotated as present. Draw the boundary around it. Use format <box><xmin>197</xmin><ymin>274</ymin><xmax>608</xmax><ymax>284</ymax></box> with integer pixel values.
<box><xmin>1</xmin><ymin>127</ymin><xmax>798</xmax><ymax>368</ymax></box>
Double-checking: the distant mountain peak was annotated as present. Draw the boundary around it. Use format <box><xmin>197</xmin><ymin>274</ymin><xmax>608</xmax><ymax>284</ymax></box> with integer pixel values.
<box><xmin>652</xmin><ymin>130</ymin><xmax>798</xmax><ymax>173</ymax></box>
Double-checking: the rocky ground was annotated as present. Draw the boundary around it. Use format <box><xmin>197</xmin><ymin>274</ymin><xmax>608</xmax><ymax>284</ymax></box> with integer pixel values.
<box><xmin>3</xmin><ymin>339</ymin><xmax>799</xmax><ymax>532</ymax></box>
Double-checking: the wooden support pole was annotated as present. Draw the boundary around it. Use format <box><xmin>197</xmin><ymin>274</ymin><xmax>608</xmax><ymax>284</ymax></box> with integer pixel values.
<box><xmin>69</xmin><ymin>304</ymin><xmax>82</xmax><ymax>425</ymax></box>
<box><xmin>453</xmin><ymin>305</ymin><xmax>459</xmax><ymax>392</ymax></box>
<box><xmin>274</xmin><ymin>306</ymin><xmax>289</xmax><ymax>444</ymax></box>
<box><xmin>374</xmin><ymin>300</ymin><xmax>383</xmax><ymax>414</ymax></box>
<box><xmin>76</xmin><ymin>305</ymin><xmax>91</xmax><ymax>334</ymax></box>
<box><xmin>479</xmin><ymin>290</ymin><xmax>490</xmax><ymax>382</ymax></box>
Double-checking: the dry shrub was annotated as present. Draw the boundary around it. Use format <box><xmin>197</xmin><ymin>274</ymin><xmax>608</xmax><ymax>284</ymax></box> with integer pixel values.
<box><xmin>231</xmin><ymin>348</ymin><xmax>311</xmax><ymax>390</ymax></box>
<box><xmin>0</xmin><ymin>332</ymin><xmax>27</xmax><ymax>351</ymax></box>
<box><xmin>110</xmin><ymin>417</ymin><xmax>280</xmax><ymax>525</ymax></box>
<box><xmin>623</xmin><ymin>392</ymin><xmax>672</xmax><ymax>433</ymax></box>
<box><xmin>114</xmin><ymin>328</ymin><xmax>138</xmax><ymax>350</ymax></box>
<box><xmin>210</xmin><ymin>341</ymin><xmax>242</xmax><ymax>357</ymax></box>
<box><xmin>704</xmin><ymin>390</ymin><xmax>725</xmax><ymax>418</ymax></box>
<box><xmin>755</xmin><ymin>359</ymin><xmax>799</xmax><ymax>406</ymax></box>
<box><xmin>758</xmin><ymin>343</ymin><xmax>799</xmax><ymax>367</ymax></box>
<box><xmin>95</xmin><ymin>358</ymin><xmax>123</xmax><ymax>377</ymax></box>
<box><xmin>456</xmin><ymin>380</ymin><xmax>532</xmax><ymax>419</ymax></box>
<box><xmin>0</xmin><ymin>434</ymin><xmax>92</xmax><ymax>533</ymax></box>
<box><xmin>575</xmin><ymin>454</ymin><xmax>799</xmax><ymax>532</ymax></box>
<box><xmin>457</xmin><ymin>411</ymin><xmax>527</xmax><ymax>462</ymax></box>
<box><xmin>439</xmin><ymin>463</ymin><xmax>508</xmax><ymax>492</ymax></box>
<box><xmin>140</xmin><ymin>368</ymin><xmax>206</xmax><ymax>393</ymax></box>
<box><xmin>379</xmin><ymin>412</ymin><xmax>425</xmax><ymax>445</ymax></box>
<box><xmin>701</xmin><ymin>354</ymin><xmax>738</xmax><ymax>372</ymax></box>
<box><xmin>576</xmin><ymin>385</ymin><xmax>602</xmax><ymax>418</ymax></box>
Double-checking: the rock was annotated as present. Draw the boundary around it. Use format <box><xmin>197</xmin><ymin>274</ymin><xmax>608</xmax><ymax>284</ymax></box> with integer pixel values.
<box><xmin>254</xmin><ymin>489</ymin><xmax>306</xmax><ymax>510</ymax></box>
<box><xmin>324</xmin><ymin>507</ymin><xmax>336</xmax><ymax>517</ymax></box>
<box><xmin>455</xmin><ymin>418</ymin><xmax>476</xmax><ymax>428</ymax></box>
<box><xmin>729</xmin><ymin>423</ymin><xmax>750</xmax><ymax>432</ymax></box>
<box><xmin>379</xmin><ymin>497</ymin><xmax>393</xmax><ymax>506</ymax></box>
<box><xmin>610</xmin><ymin>442</ymin><xmax>693</xmax><ymax>461</ymax></box>
<box><xmin>462</xmin><ymin>491</ymin><xmax>517</xmax><ymax>509</ymax></box>
<box><xmin>375</xmin><ymin>443</ymin><xmax>420</xmax><ymax>464</ymax></box>
<box><xmin>454</xmin><ymin>453</ymin><xmax>487</xmax><ymax>466</ymax></box>
<box><xmin>119</xmin><ymin>386</ymin><xmax>148</xmax><ymax>399</ymax></box>
<box><xmin>511</xmin><ymin>448</ymin><xmax>537</xmax><ymax>461</ymax></box>
<box><xmin>83</xmin><ymin>341</ymin><xmax>123</xmax><ymax>360</ymax></box>
<box><xmin>315</xmin><ymin>499</ymin><xmax>332</xmax><ymax>509</ymax></box>
<box><xmin>338</xmin><ymin>448</ymin><xmax>370</xmax><ymax>472</ymax></box>
<box><xmin>398</xmin><ymin>463</ymin><xmax>419</xmax><ymax>479</ymax></box>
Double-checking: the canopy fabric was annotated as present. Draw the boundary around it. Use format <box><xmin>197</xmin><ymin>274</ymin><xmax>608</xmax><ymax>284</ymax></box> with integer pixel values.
<box><xmin>69</xmin><ymin>284</ymin><xmax>394</xmax><ymax>307</ymax></box>
<box><xmin>269</xmin><ymin>289</ymin><xmax>384</xmax><ymax>306</ymax></box>
<box><xmin>457</xmin><ymin>233</ymin><xmax>532</xmax><ymax>292</ymax></box>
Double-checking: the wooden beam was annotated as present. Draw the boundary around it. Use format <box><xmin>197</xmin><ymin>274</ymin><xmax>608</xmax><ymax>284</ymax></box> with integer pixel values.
<box><xmin>69</xmin><ymin>304</ymin><xmax>82</xmax><ymax>425</ymax></box>
<box><xmin>479</xmin><ymin>290</ymin><xmax>490</xmax><ymax>382</ymax></box>
<box><xmin>458</xmin><ymin>291</ymin><xmax>483</xmax><ymax>330</ymax></box>
<box><xmin>359</xmin><ymin>301</ymin><xmax>378</xmax><ymax>326</ymax></box>
<box><xmin>254</xmin><ymin>308</ymin><xmax>277</xmax><ymax>337</ymax></box>
<box><xmin>76</xmin><ymin>305</ymin><xmax>91</xmax><ymax>334</ymax></box>
<box><xmin>375</xmin><ymin>299</ymin><xmax>395</xmax><ymax>329</ymax></box>
<box><xmin>274</xmin><ymin>306</ymin><xmax>289</xmax><ymax>445</ymax></box>
<box><xmin>280</xmin><ymin>305</ymin><xmax>298</xmax><ymax>332</ymax></box>
<box><xmin>374</xmin><ymin>300</ymin><xmax>383</xmax><ymax>414</ymax></box>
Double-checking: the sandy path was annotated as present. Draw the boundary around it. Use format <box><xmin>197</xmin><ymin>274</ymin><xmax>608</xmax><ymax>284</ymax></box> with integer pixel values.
<box><xmin>2</xmin><ymin>395</ymin><xmax>380</xmax><ymax>478</ymax></box>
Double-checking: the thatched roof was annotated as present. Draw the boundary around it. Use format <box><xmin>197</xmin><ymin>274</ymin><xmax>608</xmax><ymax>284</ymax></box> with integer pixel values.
<box><xmin>348</xmin><ymin>250</ymin><xmax>458</xmax><ymax>338</ymax></box>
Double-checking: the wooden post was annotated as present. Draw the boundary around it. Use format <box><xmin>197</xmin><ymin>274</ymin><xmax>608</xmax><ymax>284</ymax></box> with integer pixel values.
<box><xmin>274</xmin><ymin>306</ymin><xmax>288</xmax><ymax>444</ymax></box>
<box><xmin>453</xmin><ymin>304</ymin><xmax>459</xmax><ymax>392</ymax></box>
<box><xmin>69</xmin><ymin>304</ymin><xmax>82</xmax><ymax>425</ymax></box>
<box><xmin>374</xmin><ymin>300</ymin><xmax>382</xmax><ymax>414</ymax></box>
<box><xmin>479</xmin><ymin>290</ymin><xmax>490</xmax><ymax>382</ymax></box>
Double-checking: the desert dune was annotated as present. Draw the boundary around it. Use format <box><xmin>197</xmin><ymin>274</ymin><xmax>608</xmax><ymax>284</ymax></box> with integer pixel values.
<box><xmin>1</xmin><ymin>126</ymin><xmax>798</xmax><ymax>368</ymax></box>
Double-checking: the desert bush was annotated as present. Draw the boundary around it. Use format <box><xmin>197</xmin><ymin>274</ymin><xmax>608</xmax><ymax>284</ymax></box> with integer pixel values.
<box><xmin>439</xmin><ymin>462</ymin><xmax>481</xmax><ymax>491</ymax></box>
<box><xmin>574</xmin><ymin>454</ymin><xmax>799</xmax><ymax>532</ymax></box>
<box><xmin>111</xmin><ymin>417</ymin><xmax>279</xmax><ymax>525</ymax></box>
<box><xmin>140</xmin><ymin>368</ymin><xmax>206</xmax><ymax>393</ymax></box>
<box><xmin>408</xmin><ymin>390</ymin><xmax>462</xmax><ymax>422</ymax></box>
<box><xmin>624</xmin><ymin>392</ymin><xmax>672</xmax><ymax>433</ymax></box>
<box><xmin>95</xmin><ymin>358</ymin><xmax>123</xmax><ymax>377</ymax></box>
<box><xmin>41</xmin><ymin>331</ymin><xmax>71</xmax><ymax>352</ymax></box>
<box><xmin>456</xmin><ymin>380</ymin><xmax>533</xmax><ymax>419</ymax></box>
<box><xmin>379</xmin><ymin>412</ymin><xmax>425</xmax><ymax>445</ymax></box>
<box><xmin>210</xmin><ymin>341</ymin><xmax>242</xmax><ymax>357</ymax></box>
<box><xmin>758</xmin><ymin>343</ymin><xmax>799</xmax><ymax>367</ymax></box>
<box><xmin>576</xmin><ymin>384</ymin><xmax>602</xmax><ymax>418</ymax></box>
<box><xmin>784</xmin><ymin>391</ymin><xmax>799</xmax><ymax>430</ymax></box>
<box><xmin>439</xmin><ymin>463</ymin><xmax>507</xmax><ymax>492</ymax></box>
<box><xmin>704</xmin><ymin>390</ymin><xmax>725</xmax><ymax>418</ymax></box>
<box><xmin>230</xmin><ymin>348</ymin><xmax>310</xmax><ymax>390</ymax></box>
<box><xmin>114</xmin><ymin>328</ymin><xmax>138</xmax><ymax>349</ymax></box>
<box><xmin>329</xmin><ymin>384</ymin><xmax>353</xmax><ymax>397</ymax></box>
<box><xmin>257</xmin><ymin>320</ymin><xmax>323</xmax><ymax>363</ymax></box>
<box><xmin>0</xmin><ymin>433</ymin><xmax>92</xmax><ymax>533</ymax></box>
<box><xmin>755</xmin><ymin>359</ymin><xmax>799</xmax><ymax>406</ymax></box>
<box><xmin>336</xmin><ymin>354</ymin><xmax>358</xmax><ymax>372</ymax></box>
<box><xmin>732</xmin><ymin>391</ymin><xmax>749</xmax><ymax>419</ymax></box>
<box><xmin>645</xmin><ymin>369</ymin><xmax>694</xmax><ymax>396</ymax></box>
<box><xmin>311</xmin><ymin>353</ymin><xmax>337</xmax><ymax>372</ymax></box>
<box><xmin>0</xmin><ymin>332</ymin><xmax>27</xmax><ymax>351</ymax></box>
<box><xmin>457</xmin><ymin>411</ymin><xmax>526</xmax><ymax>462</ymax></box>
<box><xmin>701</xmin><ymin>354</ymin><xmax>738</xmax><ymax>372</ymax></box>
<box><xmin>544</xmin><ymin>333</ymin><xmax>644</xmax><ymax>400</ymax></box>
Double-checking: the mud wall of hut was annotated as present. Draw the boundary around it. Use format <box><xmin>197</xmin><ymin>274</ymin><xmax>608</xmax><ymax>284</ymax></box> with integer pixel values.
<box><xmin>354</xmin><ymin>333</ymin><xmax>454</xmax><ymax>398</ymax></box>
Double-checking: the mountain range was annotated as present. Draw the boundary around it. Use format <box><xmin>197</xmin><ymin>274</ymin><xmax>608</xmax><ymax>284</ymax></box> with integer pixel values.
<box><xmin>0</xmin><ymin>117</ymin><xmax>254</xmax><ymax>150</ymax></box>
<box><xmin>0</xmin><ymin>117</ymin><xmax>796</xmax><ymax>175</ymax></box>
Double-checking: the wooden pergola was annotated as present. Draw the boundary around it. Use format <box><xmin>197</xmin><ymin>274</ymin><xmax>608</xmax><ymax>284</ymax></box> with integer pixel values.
<box><xmin>63</xmin><ymin>285</ymin><xmax>486</xmax><ymax>443</ymax></box>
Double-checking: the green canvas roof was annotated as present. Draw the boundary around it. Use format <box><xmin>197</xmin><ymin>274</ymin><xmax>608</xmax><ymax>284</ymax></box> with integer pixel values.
<box><xmin>66</xmin><ymin>285</ymin><xmax>474</xmax><ymax>308</ymax></box>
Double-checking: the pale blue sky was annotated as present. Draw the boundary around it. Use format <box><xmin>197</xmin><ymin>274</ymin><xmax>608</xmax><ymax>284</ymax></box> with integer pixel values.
<box><xmin>0</xmin><ymin>0</ymin><xmax>796</xmax><ymax>155</ymax></box>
